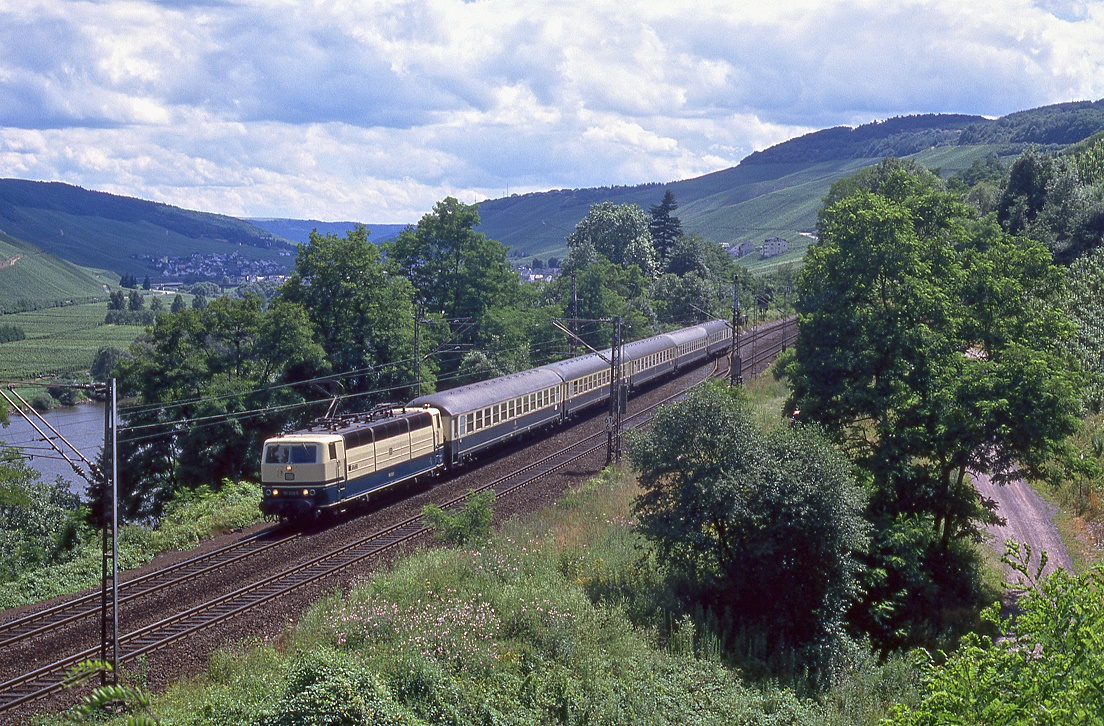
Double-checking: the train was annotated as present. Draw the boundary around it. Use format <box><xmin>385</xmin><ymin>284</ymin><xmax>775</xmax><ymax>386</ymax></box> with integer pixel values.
<box><xmin>260</xmin><ymin>319</ymin><xmax>733</xmax><ymax>519</ymax></box>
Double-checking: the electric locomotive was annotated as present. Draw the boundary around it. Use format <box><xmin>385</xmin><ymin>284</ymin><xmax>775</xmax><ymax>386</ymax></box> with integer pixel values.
<box><xmin>260</xmin><ymin>405</ymin><xmax>443</xmax><ymax>519</ymax></box>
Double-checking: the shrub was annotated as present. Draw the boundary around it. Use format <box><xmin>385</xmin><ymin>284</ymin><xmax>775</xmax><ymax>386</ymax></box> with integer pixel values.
<box><xmin>46</xmin><ymin>382</ymin><xmax>85</xmax><ymax>406</ymax></box>
<box><xmin>422</xmin><ymin>490</ymin><xmax>494</xmax><ymax>547</ymax></box>
<box><xmin>28</xmin><ymin>391</ymin><xmax>56</xmax><ymax>412</ymax></box>
<box><xmin>267</xmin><ymin>649</ymin><xmax>417</xmax><ymax>726</ymax></box>
<box><xmin>888</xmin><ymin>545</ymin><xmax>1104</xmax><ymax>725</ymax></box>
<box><xmin>628</xmin><ymin>384</ymin><xmax>869</xmax><ymax>679</ymax></box>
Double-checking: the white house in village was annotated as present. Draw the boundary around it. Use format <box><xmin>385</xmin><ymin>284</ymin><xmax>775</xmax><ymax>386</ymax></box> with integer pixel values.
<box><xmin>731</xmin><ymin>241</ymin><xmax>757</xmax><ymax>257</ymax></box>
<box><xmin>760</xmin><ymin>236</ymin><xmax>789</xmax><ymax>259</ymax></box>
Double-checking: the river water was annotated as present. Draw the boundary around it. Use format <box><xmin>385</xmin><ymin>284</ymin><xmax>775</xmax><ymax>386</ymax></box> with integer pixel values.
<box><xmin>0</xmin><ymin>402</ymin><xmax>106</xmax><ymax>497</ymax></box>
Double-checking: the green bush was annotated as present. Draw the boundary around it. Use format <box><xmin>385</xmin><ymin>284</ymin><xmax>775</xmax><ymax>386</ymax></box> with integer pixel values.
<box><xmin>266</xmin><ymin>649</ymin><xmax>418</xmax><ymax>726</ymax></box>
<box><xmin>0</xmin><ymin>479</ymin><xmax>262</xmax><ymax>610</ymax></box>
<box><xmin>29</xmin><ymin>391</ymin><xmax>56</xmax><ymax>412</ymax></box>
<box><xmin>0</xmin><ymin>447</ymin><xmax>84</xmax><ymax>583</ymax></box>
<box><xmin>888</xmin><ymin>545</ymin><xmax>1104</xmax><ymax>725</ymax></box>
<box><xmin>150</xmin><ymin>480</ymin><xmax>262</xmax><ymax>552</ymax></box>
<box><xmin>421</xmin><ymin>490</ymin><xmax>493</xmax><ymax>547</ymax></box>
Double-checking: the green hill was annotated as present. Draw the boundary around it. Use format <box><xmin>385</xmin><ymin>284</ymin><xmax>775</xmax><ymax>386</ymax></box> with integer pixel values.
<box><xmin>0</xmin><ymin>230</ymin><xmax>112</xmax><ymax>313</ymax></box>
<box><xmin>477</xmin><ymin>102</ymin><xmax>1104</xmax><ymax>263</ymax></box>
<box><xmin>0</xmin><ymin>179</ymin><xmax>294</xmax><ymax>278</ymax></box>
<box><xmin>478</xmin><ymin>146</ymin><xmax>1004</xmax><ymax>262</ymax></box>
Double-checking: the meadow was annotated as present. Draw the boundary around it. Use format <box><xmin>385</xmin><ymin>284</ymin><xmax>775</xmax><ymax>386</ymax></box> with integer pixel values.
<box><xmin>0</xmin><ymin>294</ymin><xmax>192</xmax><ymax>382</ymax></box>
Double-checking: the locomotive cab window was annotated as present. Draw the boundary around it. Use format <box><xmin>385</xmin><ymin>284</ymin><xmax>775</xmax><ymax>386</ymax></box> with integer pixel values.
<box><xmin>265</xmin><ymin>444</ymin><xmax>319</xmax><ymax>464</ymax></box>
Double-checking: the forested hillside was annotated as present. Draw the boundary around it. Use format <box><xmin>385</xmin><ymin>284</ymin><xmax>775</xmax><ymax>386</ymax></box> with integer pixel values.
<box><xmin>0</xmin><ymin>179</ymin><xmax>294</xmax><ymax>278</ymax></box>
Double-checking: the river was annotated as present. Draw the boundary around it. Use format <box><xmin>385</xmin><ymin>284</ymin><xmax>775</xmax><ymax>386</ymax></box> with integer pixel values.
<box><xmin>0</xmin><ymin>402</ymin><xmax>107</xmax><ymax>497</ymax></box>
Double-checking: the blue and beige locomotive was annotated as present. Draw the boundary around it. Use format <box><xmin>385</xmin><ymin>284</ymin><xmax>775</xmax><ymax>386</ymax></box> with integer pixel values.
<box><xmin>260</xmin><ymin>319</ymin><xmax>732</xmax><ymax>519</ymax></box>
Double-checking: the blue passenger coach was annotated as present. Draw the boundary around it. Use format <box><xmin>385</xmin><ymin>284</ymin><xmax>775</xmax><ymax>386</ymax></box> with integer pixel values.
<box><xmin>408</xmin><ymin>368</ymin><xmax>563</xmax><ymax>465</ymax></box>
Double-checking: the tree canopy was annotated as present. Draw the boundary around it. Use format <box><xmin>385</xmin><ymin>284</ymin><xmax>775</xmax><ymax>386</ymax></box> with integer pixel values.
<box><xmin>787</xmin><ymin>160</ymin><xmax>1081</xmax><ymax>551</ymax></box>
<box><xmin>629</xmin><ymin>384</ymin><xmax>868</xmax><ymax>672</ymax></box>
<box><xmin>565</xmin><ymin>201</ymin><xmax>658</xmax><ymax>275</ymax></box>
<box><xmin>387</xmin><ymin>197</ymin><xmax>519</xmax><ymax>322</ymax></box>
<box><xmin>282</xmin><ymin>225</ymin><xmax>416</xmax><ymax>396</ymax></box>
<box><xmin>113</xmin><ymin>296</ymin><xmax>327</xmax><ymax>517</ymax></box>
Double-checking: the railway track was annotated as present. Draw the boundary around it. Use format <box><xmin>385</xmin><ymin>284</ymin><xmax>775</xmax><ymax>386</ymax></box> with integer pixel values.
<box><xmin>0</xmin><ymin>318</ymin><xmax>794</xmax><ymax>715</ymax></box>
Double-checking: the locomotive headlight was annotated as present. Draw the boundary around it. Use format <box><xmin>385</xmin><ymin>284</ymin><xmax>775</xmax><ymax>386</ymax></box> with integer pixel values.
<box><xmin>285</xmin><ymin>465</ymin><xmax>292</xmax><ymax>471</ymax></box>
<box><xmin>272</xmin><ymin>489</ymin><xmax>280</xmax><ymax>496</ymax></box>
<box><xmin>302</xmin><ymin>489</ymin><xmax>310</xmax><ymax>497</ymax></box>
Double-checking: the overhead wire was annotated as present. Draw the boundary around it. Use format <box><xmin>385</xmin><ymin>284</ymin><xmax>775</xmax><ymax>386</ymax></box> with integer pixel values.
<box><xmin>118</xmin><ymin>333</ymin><xmax>580</xmax><ymax>437</ymax></box>
<box><xmin>6</xmin><ymin>317</ymin><xmax>613</xmax><ymax>453</ymax></box>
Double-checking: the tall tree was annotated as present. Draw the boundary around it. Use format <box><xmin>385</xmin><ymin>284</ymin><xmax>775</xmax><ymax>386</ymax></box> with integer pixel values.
<box><xmin>649</xmin><ymin>189</ymin><xmax>682</xmax><ymax>262</ymax></box>
<box><xmin>387</xmin><ymin>197</ymin><xmax>518</xmax><ymax>322</ymax></box>
<box><xmin>549</xmin><ymin>257</ymin><xmax>654</xmax><ymax>347</ymax></box>
<box><xmin>281</xmin><ymin>225</ymin><xmax>417</xmax><ymax>396</ymax></box>
<box><xmin>565</xmin><ymin>201</ymin><xmax>657</xmax><ymax>275</ymax></box>
<box><xmin>788</xmin><ymin>160</ymin><xmax>1081</xmax><ymax>549</ymax></box>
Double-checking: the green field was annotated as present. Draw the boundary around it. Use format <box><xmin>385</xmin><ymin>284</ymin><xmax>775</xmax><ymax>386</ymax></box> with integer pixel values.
<box><xmin>0</xmin><ymin>231</ymin><xmax>113</xmax><ymax>313</ymax></box>
<box><xmin>0</xmin><ymin>300</ymin><xmax>152</xmax><ymax>380</ymax></box>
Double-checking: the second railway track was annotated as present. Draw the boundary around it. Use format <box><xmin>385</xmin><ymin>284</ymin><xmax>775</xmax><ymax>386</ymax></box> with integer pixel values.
<box><xmin>0</xmin><ymin>318</ymin><xmax>795</xmax><ymax>718</ymax></box>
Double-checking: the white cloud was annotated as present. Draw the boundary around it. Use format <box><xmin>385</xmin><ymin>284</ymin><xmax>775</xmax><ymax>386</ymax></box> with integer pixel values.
<box><xmin>0</xmin><ymin>0</ymin><xmax>1101</xmax><ymax>222</ymax></box>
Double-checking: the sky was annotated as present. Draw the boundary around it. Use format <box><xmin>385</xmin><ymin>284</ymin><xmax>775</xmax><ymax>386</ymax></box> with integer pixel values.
<box><xmin>0</xmin><ymin>0</ymin><xmax>1102</xmax><ymax>224</ymax></box>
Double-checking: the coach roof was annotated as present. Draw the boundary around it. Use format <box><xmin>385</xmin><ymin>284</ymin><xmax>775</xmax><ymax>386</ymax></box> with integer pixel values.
<box><xmin>539</xmin><ymin>350</ymin><xmax>611</xmax><ymax>381</ymax></box>
<box><xmin>407</xmin><ymin>368</ymin><xmax>564</xmax><ymax>416</ymax></box>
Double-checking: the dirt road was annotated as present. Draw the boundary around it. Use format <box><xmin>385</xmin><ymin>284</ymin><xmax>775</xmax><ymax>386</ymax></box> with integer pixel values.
<box><xmin>975</xmin><ymin>471</ymin><xmax>1072</xmax><ymax>587</ymax></box>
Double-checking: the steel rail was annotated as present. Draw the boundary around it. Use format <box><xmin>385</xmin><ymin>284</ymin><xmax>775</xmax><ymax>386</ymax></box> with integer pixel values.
<box><xmin>0</xmin><ymin>526</ymin><xmax>296</xmax><ymax>651</ymax></box>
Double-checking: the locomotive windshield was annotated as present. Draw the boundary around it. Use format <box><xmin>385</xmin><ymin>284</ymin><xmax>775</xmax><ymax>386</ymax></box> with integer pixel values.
<box><xmin>265</xmin><ymin>443</ymin><xmax>319</xmax><ymax>464</ymax></box>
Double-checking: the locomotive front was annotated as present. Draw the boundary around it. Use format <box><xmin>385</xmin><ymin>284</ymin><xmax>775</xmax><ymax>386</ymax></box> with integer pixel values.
<box><xmin>260</xmin><ymin>434</ymin><xmax>344</xmax><ymax>519</ymax></box>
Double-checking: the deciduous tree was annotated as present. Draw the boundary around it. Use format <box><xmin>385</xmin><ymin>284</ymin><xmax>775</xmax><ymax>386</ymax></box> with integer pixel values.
<box><xmin>281</xmin><ymin>225</ymin><xmax>416</xmax><ymax>396</ymax></box>
<box><xmin>629</xmin><ymin>385</ymin><xmax>868</xmax><ymax>672</ymax></box>
<box><xmin>566</xmin><ymin>201</ymin><xmax>657</xmax><ymax>275</ymax></box>
<box><xmin>788</xmin><ymin>160</ymin><xmax>1081</xmax><ymax>550</ymax></box>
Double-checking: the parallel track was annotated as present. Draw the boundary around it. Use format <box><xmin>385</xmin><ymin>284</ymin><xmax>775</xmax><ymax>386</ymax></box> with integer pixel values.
<box><xmin>0</xmin><ymin>318</ymin><xmax>794</xmax><ymax>714</ymax></box>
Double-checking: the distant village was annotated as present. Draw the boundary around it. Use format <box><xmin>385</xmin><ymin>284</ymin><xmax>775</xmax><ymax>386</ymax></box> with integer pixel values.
<box><xmin>133</xmin><ymin>234</ymin><xmax>803</xmax><ymax>288</ymax></box>
<box><xmin>134</xmin><ymin>251</ymin><xmax>292</xmax><ymax>284</ymax></box>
